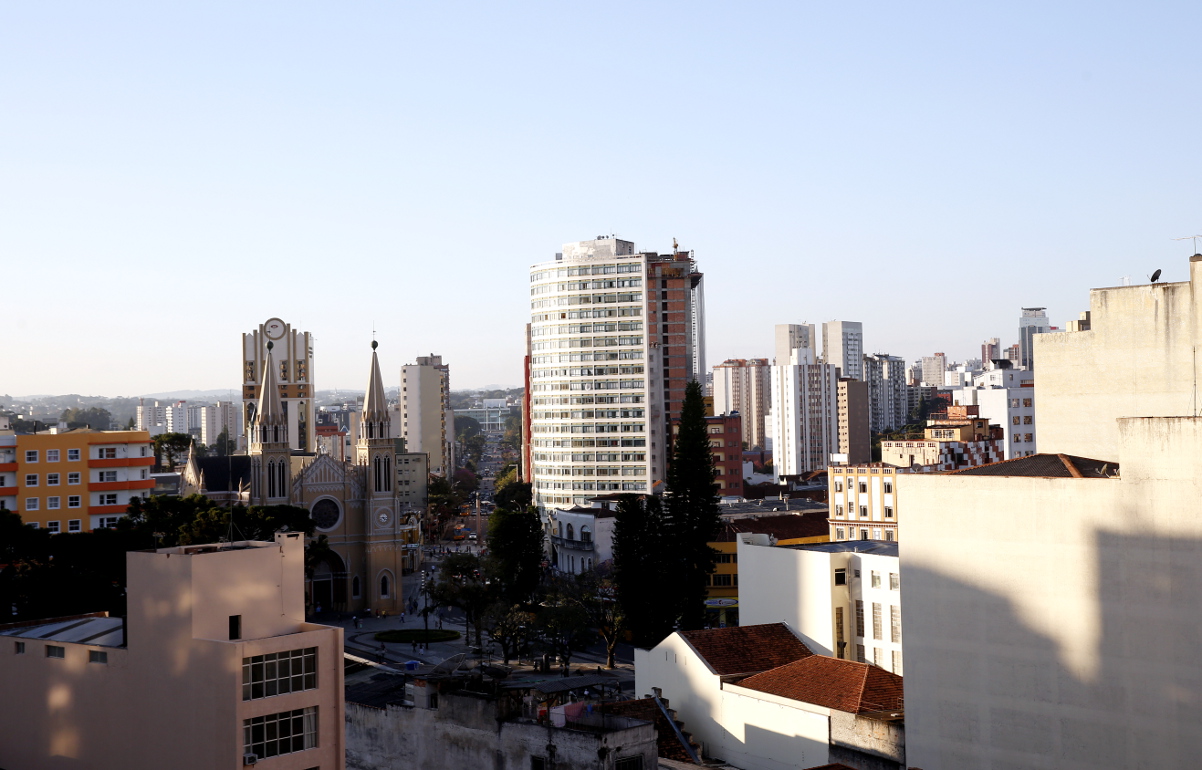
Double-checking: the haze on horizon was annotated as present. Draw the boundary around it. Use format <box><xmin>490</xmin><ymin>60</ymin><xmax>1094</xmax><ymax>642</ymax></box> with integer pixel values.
<box><xmin>4</xmin><ymin>1</ymin><xmax>1201</xmax><ymax>397</ymax></box>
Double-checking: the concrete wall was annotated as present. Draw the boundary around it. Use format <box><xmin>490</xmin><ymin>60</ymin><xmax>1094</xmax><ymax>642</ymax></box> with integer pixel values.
<box><xmin>345</xmin><ymin>697</ymin><xmax>656</xmax><ymax>770</ymax></box>
<box><xmin>900</xmin><ymin>416</ymin><xmax>1202</xmax><ymax>769</ymax></box>
<box><xmin>1035</xmin><ymin>260</ymin><xmax>1202</xmax><ymax>460</ymax></box>
<box><xmin>738</xmin><ymin>541</ymin><xmax>839</xmax><ymax>656</ymax></box>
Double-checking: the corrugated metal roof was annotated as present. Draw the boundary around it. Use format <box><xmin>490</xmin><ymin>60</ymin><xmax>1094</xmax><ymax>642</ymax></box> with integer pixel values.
<box><xmin>2</xmin><ymin>616</ymin><xmax>125</xmax><ymax>647</ymax></box>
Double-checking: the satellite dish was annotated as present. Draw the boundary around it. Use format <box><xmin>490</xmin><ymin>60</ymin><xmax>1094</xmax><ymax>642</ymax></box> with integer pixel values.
<box><xmin>1151</xmin><ymin>269</ymin><xmax>1162</xmax><ymax>284</ymax></box>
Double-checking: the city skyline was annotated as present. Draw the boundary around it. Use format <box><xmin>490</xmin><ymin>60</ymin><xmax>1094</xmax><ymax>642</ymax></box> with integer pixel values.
<box><xmin>5</xmin><ymin>2</ymin><xmax>1202</xmax><ymax>395</ymax></box>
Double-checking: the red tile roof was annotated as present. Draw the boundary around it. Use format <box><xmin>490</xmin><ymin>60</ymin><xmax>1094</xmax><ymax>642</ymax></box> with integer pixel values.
<box><xmin>946</xmin><ymin>452</ymin><xmax>1117</xmax><ymax>478</ymax></box>
<box><xmin>680</xmin><ymin>623</ymin><xmax>812</xmax><ymax>675</ymax></box>
<box><xmin>735</xmin><ymin>655</ymin><xmax>904</xmax><ymax>714</ymax></box>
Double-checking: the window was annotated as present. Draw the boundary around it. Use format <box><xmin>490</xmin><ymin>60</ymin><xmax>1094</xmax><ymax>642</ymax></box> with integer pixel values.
<box><xmin>874</xmin><ymin>646</ymin><xmax>883</xmax><ymax>666</ymax></box>
<box><xmin>1024</xmin><ymin>415</ymin><xmax>1033</xmax><ymax>424</ymax></box>
<box><xmin>1023</xmin><ymin>398</ymin><xmax>1033</xmax><ymax>408</ymax></box>
<box><xmin>229</xmin><ymin>615</ymin><xmax>242</xmax><ymax>641</ymax></box>
<box><xmin>873</xmin><ymin>528</ymin><xmax>883</xmax><ymax>540</ymax></box>
<box><xmin>712</xmin><ymin>574</ymin><xmax>732</xmax><ymax>587</ymax></box>
<box><xmin>99</xmin><ymin>494</ymin><xmax>118</xmax><ymax>505</ymax></box>
<box><xmin>46</xmin><ymin>645</ymin><xmax>65</xmax><ymax>659</ymax></box>
<box><xmin>871</xmin><ymin>571</ymin><xmax>881</xmax><ymax>588</ymax></box>
<box><xmin>834</xmin><ymin>607</ymin><xmax>845</xmax><ymax>659</ymax></box>
<box><xmin>855</xmin><ymin>600</ymin><xmax>865</xmax><ymax>637</ymax></box>
<box><xmin>531</xmin><ymin>758</ymin><xmax>548</xmax><ymax>770</ymax></box>
<box><xmin>834</xmin><ymin>481</ymin><xmax>843</xmax><ymax>492</ymax></box>
<box><xmin>242</xmin><ymin>648</ymin><xmax>317</xmax><ymax>700</ymax></box>
<box><xmin>25</xmin><ymin>450</ymin><xmax>38</xmax><ymax>463</ymax></box>
<box><xmin>1012</xmin><ymin>416</ymin><xmax>1021</xmax><ymax>425</ymax></box>
<box><xmin>891</xmin><ymin>605</ymin><xmax>901</xmax><ymax>643</ymax></box>
<box><xmin>47</xmin><ymin>497</ymin><xmax>61</xmax><ymax>510</ymax></box>
<box><xmin>243</xmin><ymin>707</ymin><xmax>318</xmax><ymax>760</ymax></box>
<box><xmin>892</xmin><ymin>650</ymin><xmax>903</xmax><ymax>674</ymax></box>
<box><xmin>68</xmin><ymin>519</ymin><xmax>81</xmax><ymax>533</ymax></box>
<box><xmin>47</xmin><ymin>449</ymin><xmax>60</xmax><ymax>462</ymax></box>
<box><xmin>1025</xmin><ymin>433</ymin><xmax>1033</xmax><ymax>442</ymax></box>
<box><xmin>89</xmin><ymin>650</ymin><xmax>108</xmax><ymax>664</ymax></box>
<box><xmin>68</xmin><ymin>449</ymin><xmax>80</xmax><ymax>461</ymax></box>
<box><xmin>68</xmin><ymin>472</ymin><xmax>80</xmax><ymax>485</ymax></box>
<box><xmin>616</xmin><ymin>758</ymin><xmax>645</xmax><ymax>770</ymax></box>
<box><xmin>47</xmin><ymin>473</ymin><xmax>60</xmax><ymax>486</ymax></box>
<box><xmin>883</xmin><ymin>481</ymin><xmax>892</xmax><ymax>494</ymax></box>
<box><xmin>855</xmin><ymin>644</ymin><xmax>866</xmax><ymax>663</ymax></box>
<box><xmin>380</xmin><ymin>574</ymin><xmax>391</xmax><ymax>598</ymax></box>
<box><xmin>15</xmin><ymin>641</ymin><xmax>26</xmax><ymax>654</ymax></box>
<box><xmin>352</xmin><ymin>576</ymin><xmax>361</xmax><ymax>598</ymax></box>
<box><xmin>859</xmin><ymin>505</ymin><xmax>868</xmax><ymax>518</ymax></box>
<box><xmin>99</xmin><ymin>471</ymin><xmax>118</xmax><ymax>483</ymax></box>
<box><xmin>835</xmin><ymin>504</ymin><xmax>843</xmax><ymax>517</ymax></box>
<box><xmin>26</xmin><ymin>498</ymin><xmax>39</xmax><ymax>511</ymax></box>
<box><xmin>97</xmin><ymin>516</ymin><xmax>120</xmax><ymax>528</ymax></box>
<box><xmin>884</xmin><ymin>506</ymin><xmax>893</xmax><ymax>518</ymax></box>
<box><xmin>1013</xmin><ymin>434</ymin><xmax>1021</xmax><ymax>443</ymax></box>
<box><xmin>884</xmin><ymin>530</ymin><xmax>894</xmax><ymax>541</ymax></box>
<box><xmin>97</xmin><ymin>448</ymin><xmax>117</xmax><ymax>459</ymax></box>
<box><xmin>25</xmin><ymin>474</ymin><xmax>38</xmax><ymax>487</ymax></box>
<box><xmin>858</xmin><ymin>482</ymin><xmax>867</xmax><ymax>493</ymax></box>
<box><xmin>872</xmin><ymin>602</ymin><xmax>883</xmax><ymax>639</ymax></box>
<box><xmin>860</xmin><ymin>529</ymin><xmax>869</xmax><ymax>540</ymax></box>
<box><xmin>68</xmin><ymin>496</ymin><xmax>81</xmax><ymax>509</ymax></box>
<box><xmin>835</xmin><ymin>527</ymin><xmax>845</xmax><ymax>540</ymax></box>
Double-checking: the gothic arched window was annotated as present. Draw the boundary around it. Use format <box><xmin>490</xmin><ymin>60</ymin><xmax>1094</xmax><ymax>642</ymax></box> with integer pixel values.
<box><xmin>380</xmin><ymin>573</ymin><xmax>390</xmax><ymax>598</ymax></box>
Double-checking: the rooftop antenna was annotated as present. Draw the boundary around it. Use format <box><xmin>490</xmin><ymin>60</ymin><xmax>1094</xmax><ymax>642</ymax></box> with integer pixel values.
<box><xmin>1173</xmin><ymin>235</ymin><xmax>1202</xmax><ymax>254</ymax></box>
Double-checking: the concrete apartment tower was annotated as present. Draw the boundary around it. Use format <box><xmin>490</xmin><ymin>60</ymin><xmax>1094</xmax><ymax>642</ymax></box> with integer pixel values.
<box><xmin>862</xmin><ymin>353</ymin><xmax>909</xmax><ymax>433</ymax></box>
<box><xmin>525</xmin><ymin>237</ymin><xmax>705</xmax><ymax>510</ymax></box>
<box><xmin>712</xmin><ymin>358</ymin><xmax>771</xmax><ymax>449</ymax></box>
<box><xmin>0</xmin><ymin>533</ymin><xmax>344</xmax><ymax>770</ymax></box>
<box><xmin>1018</xmin><ymin>306</ymin><xmax>1052</xmax><ymax>369</ymax></box>
<box><xmin>900</xmin><ymin>255</ymin><xmax>1202</xmax><ymax>769</ymax></box>
<box><xmin>242</xmin><ymin>317</ymin><xmax>315</xmax><ymax>452</ymax></box>
<box><xmin>822</xmin><ymin>320</ymin><xmax>864</xmax><ymax>379</ymax></box>
<box><xmin>774</xmin><ymin>323</ymin><xmax>817</xmax><ymax>364</ymax></box>
<box><xmin>400</xmin><ymin>355</ymin><xmax>454</xmax><ymax>476</ymax></box>
<box><xmin>770</xmin><ymin>344</ymin><xmax>839</xmax><ymax>481</ymax></box>
<box><xmin>920</xmin><ymin>352</ymin><xmax>947</xmax><ymax>386</ymax></box>
<box><xmin>836</xmin><ymin>378</ymin><xmax>871</xmax><ymax>464</ymax></box>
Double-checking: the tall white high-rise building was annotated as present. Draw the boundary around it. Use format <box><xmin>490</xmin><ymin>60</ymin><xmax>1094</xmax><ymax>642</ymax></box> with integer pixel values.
<box><xmin>862</xmin><ymin>354</ymin><xmax>909</xmax><ymax>434</ymax></box>
<box><xmin>774</xmin><ymin>323</ymin><xmax>817</xmax><ymax>364</ymax></box>
<box><xmin>400</xmin><ymin>355</ymin><xmax>454</xmax><ymax>477</ymax></box>
<box><xmin>199</xmin><ymin>401</ymin><xmax>243</xmax><ymax>448</ymax></box>
<box><xmin>1018</xmin><ymin>306</ymin><xmax>1053</xmax><ymax>369</ymax></box>
<box><xmin>770</xmin><ymin>346</ymin><xmax>839</xmax><ymax>481</ymax></box>
<box><xmin>525</xmin><ymin>237</ymin><xmax>704</xmax><ymax>509</ymax></box>
<box><xmin>822</xmin><ymin>321</ymin><xmax>864</xmax><ymax>379</ymax></box>
<box><xmin>712</xmin><ymin>358</ymin><xmax>771</xmax><ymax>449</ymax></box>
<box><xmin>920</xmin><ymin>352</ymin><xmax>947</xmax><ymax>386</ymax></box>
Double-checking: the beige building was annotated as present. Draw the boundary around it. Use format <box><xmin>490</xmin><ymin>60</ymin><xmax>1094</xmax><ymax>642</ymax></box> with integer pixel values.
<box><xmin>826</xmin><ymin>462</ymin><xmax>908</xmax><ymax>541</ymax></box>
<box><xmin>242</xmin><ymin>317</ymin><xmax>316</xmax><ymax>453</ymax></box>
<box><xmin>835</xmin><ymin>377</ymin><xmax>870</xmax><ymax>464</ymax></box>
<box><xmin>0</xmin><ymin>533</ymin><xmax>344</xmax><ymax>770</ymax></box>
<box><xmin>901</xmin><ymin>256</ymin><xmax>1202</xmax><ymax>769</ymax></box>
<box><xmin>880</xmin><ymin>404</ymin><xmax>1003</xmax><ymax>470</ymax></box>
<box><xmin>400</xmin><ymin>355</ymin><xmax>454</xmax><ymax>477</ymax></box>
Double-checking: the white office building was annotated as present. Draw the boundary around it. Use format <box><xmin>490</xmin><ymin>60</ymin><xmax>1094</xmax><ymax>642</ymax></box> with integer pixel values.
<box><xmin>948</xmin><ymin>368</ymin><xmax>1036</xmax><ymax>459</ymax></box>
<box><xmin>712</xmin><ymin>358</ymin><xmax>771</xmax><ymax>449</ymax></box>
<box><xmin>822</xmin><ymin>321</ymin><xmax>864</xmax><ymax>380</ymax></box>
<box><xmin>770</xmin><ymin>346</ymin><xmax>838</xmax><ymax>480</ymax></box>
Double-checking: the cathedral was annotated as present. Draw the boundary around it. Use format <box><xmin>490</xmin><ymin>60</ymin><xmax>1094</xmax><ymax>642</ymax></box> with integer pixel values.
<box><xmin>242</xmin><ymin>338</ymin><xmax>417</xmax><ymax>614</ymax></box>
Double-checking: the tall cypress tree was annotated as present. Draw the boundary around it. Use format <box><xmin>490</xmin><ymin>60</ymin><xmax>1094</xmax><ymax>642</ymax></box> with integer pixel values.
<box><xmin>665</xmin><ymin>379</ymin><xmax>722</xmax><ymax>631</ymax></box>
<box><xmin>612</xmin><ymin>494</ymin><xmax>676</xmax><ymax>647</ymax></box>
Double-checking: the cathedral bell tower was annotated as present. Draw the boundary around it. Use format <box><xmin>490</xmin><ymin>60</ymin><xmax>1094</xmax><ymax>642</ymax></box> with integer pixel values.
<box><xmin>250</xmin><ymin>341</ymin><xmax>293</xmax><ymax>505</ymax></box>
<box><xmin>359</xmin><ymin>341</ymin><xmax>402</xmax><ymax>612</ymax></box>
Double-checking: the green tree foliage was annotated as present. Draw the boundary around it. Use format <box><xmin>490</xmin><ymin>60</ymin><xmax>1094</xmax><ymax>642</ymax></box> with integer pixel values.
<box><xmin>493</xmin><ymin>474</ymin><xmax>532</xmax><ymax>511</ymax></box>
<box><xmin>152</xmin><ymin>432</ymin><xmax>194</xmax><ymax>471</ymax></box>
<box><xmin>484</xmin><ymin>507</ymin><xmax>544</xmax><ymax>605</ymax></box>
<box><xmin>665</xmin><ymin>380</ymin><xmax>722</xmax><ymax>631</ymax></box>
<box><xmin>60</xmin><ymin>407</ymin><xmax>112</xmax><ymax>430</ymax></box>
<box><xmin>612</xmin><ymin>494</ymin><xmax>677</xmax><ymax>647</ymax></box>
<box><xmin>535</xmin><ymin>573</ymin><xmax>595</xmax><ymax>672</ymax></box>
<box><xmin>482</xmin><ymin>602</ymin><xmax>535</xmax><ymax>664</ymax></box>
<box><xmin>429</xmin><ymin>552</ymin><xmax>493</xmax><ymax>646</ymax></box>
<box><xmin>570</xmin><ymin>562</ymin><xmax>625</xmax><ymax>668</ymax></box>
<box><xmin>453</xmin><ymin>468</ymin><xmax>479</xmax><ymax>494</ymax></box>
<box><xmin>212</xmin><ymin>428</ymin><xmax>237</xmax><ymax>456</ymax></box>
<box><xmin>500</xmin><ymin>413</ymin><xmax>523</xmax><ymax>453</ymax></box>
<box><xmin>455</xmin><ymin>415</ymin><xmax>482</xmax><ymax>441</ymax></box>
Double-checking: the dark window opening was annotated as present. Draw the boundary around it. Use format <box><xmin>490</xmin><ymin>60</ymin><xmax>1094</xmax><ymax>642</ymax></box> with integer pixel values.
<box><xmin>230</xmin><ymin>615</ymin><xmax>242</xmax><ymax>640</ymax></box>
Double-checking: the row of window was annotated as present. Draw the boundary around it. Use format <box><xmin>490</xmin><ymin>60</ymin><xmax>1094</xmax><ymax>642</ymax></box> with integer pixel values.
<box><xmin>833</xmin><ymin>504</ymin><xmax>894</xmax><ymax>518</ymax></box>
<box><xmin>531</xmin><ymin>351</ymin><xmax>645</xmax><ymax>364</ymax></box>
<box><xmin>23</xmin><ymin>447</ymin><xmax>147</xmax><ymax>463</ymax></box>
<box><xmin>1011</xmin><ymin>415</ymin><xmax>1035</xmax><ymax>425</ymax></box>
<box><xmin>1009</xmin><ymin>398</ymin><xmax>1034</xmax><ymax>408</ymax></box>
<box><xmin>529</xmin><ymin>321</ymin><xmax>644</xmax><ymax>336</ymax></box>
<box><xmin>15</xmin><ymin>641</ymin><xmax>109</xmax><ymax>663</ymax></box>
<box><xmin>834</xmin><ymin>569</ymin><xmax>899</xmax><ymax>590</ymax></box>
<box><xmin>530</xmin><ymin>292</ymin><xmax>643</xmax><ymax>309</ymax></box>
<box><xmin>532</xmin><ymin>438</ymin><xmax>648</xmax><ymax>448</ymax></box>
<box><xmin>530</xmin><ymin>335</ymin><xmax>645</xmax><ymax>349</ymax></box>
<box><xmin>244</xmin><ymin>707</ymin><xmax>318</xmax><ymax>760</ymax></box>
<box><xmin>854</xmin><ymin>600</ymin><xmax>902</xmax><ymax>643</ymax></box>
<box><xmin>530</xmin><ymin>394</ymin><xmax>645</xmax><ymax>406</ymax></box>
<box><xmin>532</xmin><ymin>452</ymin><xmax>647</xmax><ymax>462</ymax></box>
<box><xmin>530</xmin><ymin>263</ymin><xmax>642</xmax><ymax>282</ymax></box>
<box><xmin>25</xmin><ymin>493</ymin><xmax>120</xmax><ymax>511</ymax></box>
<box><xmin>1012</xmin><ymin>433</ymin><xmax>1035</xmax><ymax>443</ymax></box>
<box><xmin>23</xmin><ymin>470</ymin><xmax>142</xmax><ymax>486</ymax></box>
<box><xmin>529</xmin><ymin>379</ymin><xmax>646</xmax><ymax>392</ymax></box>
<box><xmin>530</xmin><ymin>307</ymin><xmax>643</xmax><ymax>322</ymax></box>
<box><xmin>834</xmin><ymin>527</ymin><xmax>895</xmax><ymax>542</ymax></box>
<box><xmin>853</xmin><ymin>644</ymin><xmax>903</xmax><ymax>674</ymax></box>
<box><xmin>534</xmin><ymin>481</ymin><xmax>648</xmax><ymax>491</ymax></box>
<box><xmin>833</xmin><ymin>480</ymin><xmax>894</xmax><ymax>494</ymax></box>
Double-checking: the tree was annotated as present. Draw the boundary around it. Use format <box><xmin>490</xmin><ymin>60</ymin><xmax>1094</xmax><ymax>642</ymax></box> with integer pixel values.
<box><xmin>664</xmin><ymin>379</ymin><xmax>722</xmax><ymax>631</ymax></box>
<box><xmin>572</xmin><ymin>562</ymin><xmax>625</xmax><ymax>668</ymax></box>
<box><xmin>152</xmin><ymin>432</ymin><xmax>194</xmax><ymax>471</ymax></box>
<box><xmin>429</xmin><ymin>552</ymin><xmax>494</xmax><ymax>646</ymax></box>
<box><xmin>493</xmin><ymin>468</ymin><xmax>533</xmax><ymax>510</ymax></box>
<box><xmin>612</xmin><ymin>494</ymin><xmax>676</xmax><ymax>647</ymax></box>
<box><xmin>60</xmin><ymin>407</ymin><xmax>112</xmax><ymax>430</ymax></box>
<box><xmin>212</xmin><ymin>428</ymin><xmax>237</xmax><ymax>456</ymax></box>
<box><xmin>484</xmin><ymin>507</ymin><xmax>544</xmax><ymax>605</ymax></box>
<box><xmin>482</xmin><ymin>602</ymin><xmax>535</xmax><ymax>664</ymax></box>
<box><xmin>535</xmin><ymin>573</ymin><xmax>594</xmax><ymax>673</ymax></box>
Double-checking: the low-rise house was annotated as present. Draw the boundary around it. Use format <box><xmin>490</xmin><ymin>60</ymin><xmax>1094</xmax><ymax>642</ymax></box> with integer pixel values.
<box><xmin>635</xmin><ymin>623</ymin><xmax>904</xmax><ymax>770</ymax></box>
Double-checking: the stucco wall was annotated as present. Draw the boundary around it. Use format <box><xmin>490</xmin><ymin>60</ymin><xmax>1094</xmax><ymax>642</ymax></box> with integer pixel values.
<box><xmin>900</xmin><ymin>416</ymin><xmax>1202</xmax><ymax>770</ymax></box>
<box><xmin>738</xmin><ymin>542</ymin><xmax>838</xmax><ymax>656</ymax></box>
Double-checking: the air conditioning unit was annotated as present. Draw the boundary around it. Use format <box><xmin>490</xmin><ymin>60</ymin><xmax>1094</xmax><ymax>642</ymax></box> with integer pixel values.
<box><xmin>243</xmin><ymin>754</ymin><xmax>258</xmax><ymax>766</ymax></box>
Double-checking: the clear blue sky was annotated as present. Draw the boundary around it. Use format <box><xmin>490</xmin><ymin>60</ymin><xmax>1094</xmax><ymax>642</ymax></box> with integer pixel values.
<box><xmin>4</xmin><ymin>1</ymin><xmax>1201</xmax><ymax>396</ymax></box>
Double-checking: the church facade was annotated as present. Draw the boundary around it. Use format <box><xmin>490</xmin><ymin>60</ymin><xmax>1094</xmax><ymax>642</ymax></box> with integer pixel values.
<box><xmin>245</xmin><ymin>338</ymin><xmax>419</xmax><ymax>615</ymax></box>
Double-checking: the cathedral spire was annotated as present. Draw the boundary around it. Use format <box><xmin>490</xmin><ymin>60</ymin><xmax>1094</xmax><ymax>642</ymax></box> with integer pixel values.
<box><xmin>362</xmin><ymin>340</ymin><xmax>389</xmax><ymax>428</ymax></box>
<box><xmin>254</xmin><ymin>341</ymin><xmax>287</xmax><ymax>447</ymax></box>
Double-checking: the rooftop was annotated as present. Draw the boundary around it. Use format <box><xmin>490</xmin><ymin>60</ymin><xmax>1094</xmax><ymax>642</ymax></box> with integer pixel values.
<box><xmin>782</xmin><ymin>541</ymin><xmax>899</xmax><ymax>557</ymax></box>
<box><xmin>946</xmin><ymin>453</ymin><xmax>1117</xmax><ymax>478</ymax></box>
<box><xmin>0</xmin><ymin>613</ymin><xmax>125</xmax><ymax>648</ymax></box>
<box><xmin>680</xmin><ymin>623</ymin><xmax>812</xmax><ymax>676</ymax></box>
<box><xmin>736</xmin><ymin>655</ymin><xmax>904</xmax><ymax>715</ymax></box>
<box><xmin>716</xmin><ymin>511</ymin><xmax>830</xmax><ymax>543</ymax></box>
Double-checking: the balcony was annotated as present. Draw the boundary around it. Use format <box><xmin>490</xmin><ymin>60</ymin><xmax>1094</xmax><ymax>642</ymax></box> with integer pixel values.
<box><xmin>549</xmin><ymin>534</ymin><xmax>594</xmax><ymax>552</ymax></box>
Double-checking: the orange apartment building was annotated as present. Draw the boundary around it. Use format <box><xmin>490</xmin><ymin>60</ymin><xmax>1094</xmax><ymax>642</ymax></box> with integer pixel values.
<box><xmin>0</xmin><ymin>429</ymin><xmax>154</xmax><ymax>532</ymax></box>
